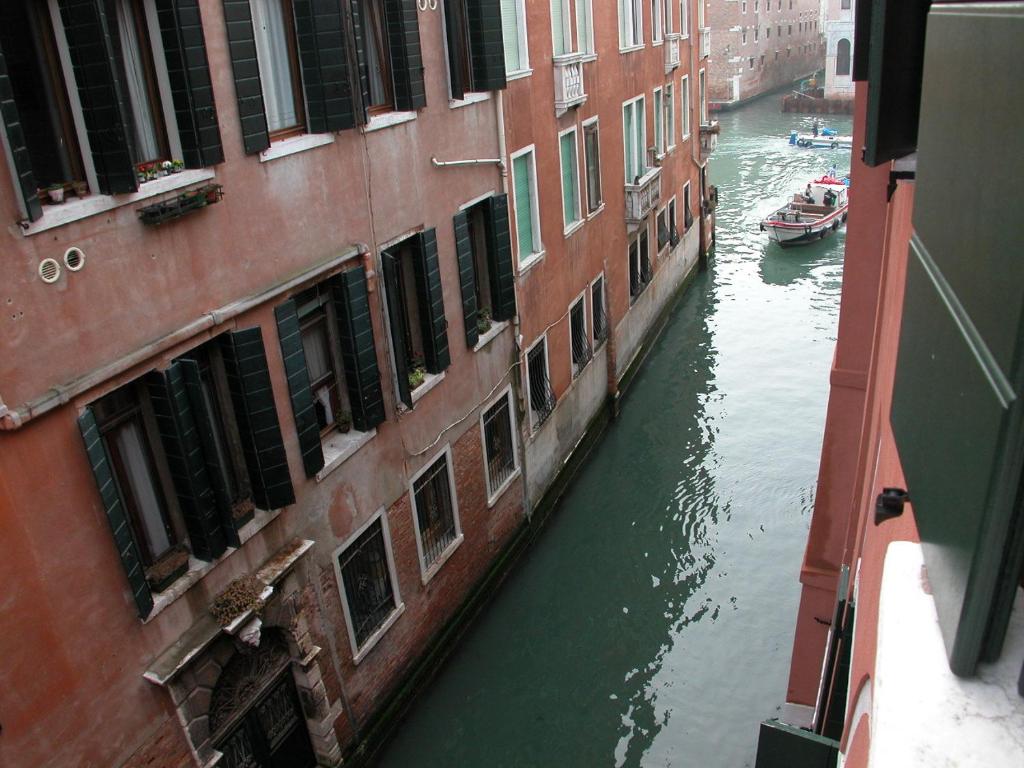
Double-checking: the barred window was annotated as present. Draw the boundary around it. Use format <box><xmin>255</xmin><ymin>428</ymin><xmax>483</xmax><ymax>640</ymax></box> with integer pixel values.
<box><xmin>591</xmin><ymin>276</ymin><xmax>607</xmax><ymax>345</ymax></box>
<box><xmin>412</xmin><ymin>451</ymin><xmax>459</xmax><ymax>572</ymax></box>
<box><xmin>570</xmin><ymin>297</ymin><xmax>592</xmax><ymax>378</ymax></box>
<box><xmin>482</xmin><ymin>392</ymin><xmax>517</xmax><ymax>498</ymax></box>
<box><xmin>337</xmin><ymin>517</ymin><xmax>398</xmax><ymax>649</ymax></box>
<box><xmin>527</xmin><ymin>338</ymin><xmax>555</xmax><ymax>429</ymax></box>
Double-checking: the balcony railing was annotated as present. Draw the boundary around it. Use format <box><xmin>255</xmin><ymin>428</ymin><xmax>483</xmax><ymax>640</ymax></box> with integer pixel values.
<box><xmin>665</xmin><ymin>32</ymin><xmax>681</xmax><ymax>73</ymax></box>
<box><xmin>625</xmin><ymin>166</ymin><xmax>662</xmax><ymax>229</ymax></box>
<box><xmin>700</xmin><ymin>120</ymin><xmax>720</xmax><ymax>162</ymax></box>
<box><xmin>700</xmin><ymin>28</ymin><xmax>710</xmax><ymax>58</ymax></box>
<box><xmin>553</xmin><ymin>54</ymin><xmax>586</xmax><ymax>116</ymax></box>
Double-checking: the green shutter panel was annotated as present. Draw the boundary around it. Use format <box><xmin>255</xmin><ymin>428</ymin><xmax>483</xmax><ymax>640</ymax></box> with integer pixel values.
<box><xmin>291</xmin><ymin>0</ymin><xmax>357</xmax><ymax>132</ymax></box>
<box><xmin>333</xmin><ymin>267</ymin><xmax>387</xmax><ymax>431</ymax></box>
<box><xmin>220</xmin><ymin>328</ymin><xmax>295</xmax><ymax>510</ymax></box>
<box><xmin>383</xmin><ymin>0</ymin><xmax>426</xmax><ymax>110</ymax></box>
<box><xmin>77</xmin><ymin>408</ymin><xmax>154</xmax><ymax>619</ymax></box>
<box><xmin>0</xmin><ymin>42</ymin><xmax>43</xmax><ymax>221</ymax></box>
<box><xmin>453</xmin><ymin>211</ymin><xmax>479</xmax><ymax>348</ymax></box>
<box><xmin>221</xmin><ymin>0</ymin><xmax>270</xmax><ymax>154</ymax></box>
<box><xmin>485</xmin><ymin>193</ymin><xmax>517</xmax><ymax>321</ymax></box>
<box><xmin>413</xmin><ymin>228</ymin><xmax>451</xmax><ymax>374</ymax></box>
<box><xmin>147</xmin><ymin>366</ymin><xmax>228</xmax><ymax>561</ymax></box>
<box><xmin>467</xmin><ymin>0</ymin><xmax>506</xmax><ymax>90</ymax></box>
<box><xmin>382</xmin><ymin>252</ymin><xmax>413</xmax><ymax>409</ymax></box>
<box><xmin>154</xmin><ymin>0</ymin><xmax>224</xmax><ymax>168</ymax></box>
<box><xmin>349</xmin><ymin>0</ymin><xmax>371</xmax><ymax>123</ymax></box>
<box><xmin>443</xmin><ymin>0</ymin><xmax>466</xmax><ymax>101</ymax></box>
<box><xmin>57</xmin><ymin>0</ymin><xmax>138</xmax><ymax>194</ymax></box>
<box><xmin>512</xmin><ymin>154</ymin><xmax>534</xmax><ymax>257</ymax></box>
<box><xmin>274</xmin><ymin>300</ymin><xmax>325</xmax><ymax>478</ymax></box>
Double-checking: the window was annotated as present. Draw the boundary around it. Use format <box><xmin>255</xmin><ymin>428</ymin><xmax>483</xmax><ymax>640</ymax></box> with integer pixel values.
<box><xmin>760</xmin><ymin>54</ymin><xmax>765</xmax><ymax>67</ymax></box>
<box><xmin>668</xmin><ymin>198</ymin><xmax>679</xmax><ymax>245</ymax></box>
<box><xmin>500</xmin><ymin>0</ymin><xmax>529</xmax><ymax>74</ymax></box>
<box><xmin>683</xmin><ymin>181</ymin><xmax>694</xmax><ymax>231</ymax></box>
<box><xmin>629</xmin><ymin>227</ymin><xmax>651</xmax><ymax>301</ymax></box>
<box><xmin>657</xmin><ymin>207</ymin><xmax>669</xmax><ymax>251</ymax></box>
<box><xmin>754</xmin><ymin>26</ymin><xmax>759</xmax><ymax>42</ymax></box>
<box><xmin>251</xmin><ymin>0</ymin><xmax>305</xmax><ymax>135</ymax></box>
<box><xmin>576</xmin><ymin>0</ymin><xmax>594</xmax><ymax>54</ymax></box>
<box><xmin>559</xmin><ymin>127</ymin><xmax>582</xmax><ymax>230</ymax></box>
<box><xmin>836</xmin><ymin>38</ymin><xmax>851</xmax><ymax>76</ymax></box>
<box><xmin>699</xmin><ymin>68</ymin><xmax>707</xmax><ymax>124</ymax></box>
<box><xmin>742</xmin><ymin>28</ymin><xmax>747</xmax><ymax>44</ymax></box>
<box><xmin>335</xmin><ymin>513</ymin><xmax>401</xmax><ymax>655</ymax></box>
<box><xmin>653</xmin><ymin>87</ymin><xmax>663</xmax><ymax>154</ymax></box>
<box><xmin>679</xmin><ymin>0</ymin><xmax>689</xmax><ymax>36</ymax></box>
<box><xmin>622</xmin><ymin>96</ymin><xmax>646</xmax><ymax>183</ymax></box>
<box><xmin>749</xmin><ymin>57</ymin><xmax>754</xmax><ymax>70</ymax></box>
<box><xmin>681</xmin><ymin>74</ymin><xmax>690</xmax><ymax>138</ymax></box>
<box><xmin>511</xmin><ymin>147</ymin><xmax>543</xmax><ymax>264</ymax></box>
<box><xmin>411</xmin><ymin>447</ymin><xmax>461</xmax><ymax>578</ymax></box>
<box><xmin>663</xmin><ymin>0</ymin><xmax>673</xmax><ymax>34</ymax></box>
<box><xmin>788</xmin><ymin>24</ymin><xmax>792</xmax><ymax>35</ymax></box>
<box><xmin>293</xmin><ymin>283</ymin><xmax>351</xmax><ymax>435</ymax></box>
<box><xmin>550</xmin><ymin>0</ymin><xmax>572</xmax><ymax>55</ymax></box>
<box><xmin>481</xmin><ymin>389</ymin><xmax>518</xmax><ymax>500</ymax></box>
<box><xmin>664</xmin><ymin>83</ymin><xmax>675</xmax><ymax>150</ymax></box>
<box><xmin>358</xmin><ymin>0</ymin><xmax>395</xmax><ymax>111</ymax></box>
<box><xmin>620</xmin><ymin>0</ymin><xmax>643</xmax><ymax>48</ymax></box>
<box><xmin>742</xmin><ymin>0</ymin><xmax>747</xmax><ymax>12</ymax></box>
<box><xmin>651</xmin><ymin>0</ymin><xmax>663</xmax><ymax>42</ymax></box>
<box><xmin>569</xmin><ymin>294</ymin><xmax>593</xmax><ymax>378</ymax></box>
<box><xmin>352</xmin><ymin>0</ymin><xmax>427</xmax><ymax>110</ymax></box>
<box><xmin>550</xmin><ymin>0</ymin><xmax>593</xmax><ymax>57</ymax></box>
<box><xmin>381</xmin><ymin>230</ymin><xmax>451</xmax><ymax>408</ymax></box>
<box><xmin>526</xmin><ymin>336</ymin><xmax>555</xmax><ymax>429</ymax></box>
<box><xmin>591</xmin><ymin>275</ymin><xmax>607</xmax><ymax>346</ymax></box>
<box><xmin>583</xmin><ymin>119</ymin><xmax>603</xmax><ymax>213</ymax></box>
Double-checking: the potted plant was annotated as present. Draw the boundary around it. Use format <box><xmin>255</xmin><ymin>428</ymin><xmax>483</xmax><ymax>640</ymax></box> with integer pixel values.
<box><xmin>71</xmin><ymin>180</ymin><xmax>88</xmax><ymax>199</ymax></box>
<box><xmin>46</xmin><ymin>184</ymin><xmax>65</xmax><ymax>204</ymax></box>
<box><xmin>231</xmin><ymin>497</ymin><xmax>256</xmax><ymax>529</ymax></box>
<box><xmin>337</xmin><ymin>411</ymin><xmax>352</xmax><ymax>433</ymax></box>
<box><xmin>476</xmin><ymin>307</ymin><xmax>492</xmax><ymax>335</ymax></box>
<box><xmin>145</xmin><ymin>545</ymin><xmax>189</xmax><ymax>592</ymax></box>
<box><xmin>171</xmin><ymin>159</ymin><xmax>185</xmax><ymax>174</ymax></box>
<box><xmin>209</xmin><ymin>574</ymin><xmax>266</xmax><ymax>627</ymax></box>
<box><xmin>408</xmin><ymin>354</ymin><xmax>427</xmax><ymax>390</ymax></box>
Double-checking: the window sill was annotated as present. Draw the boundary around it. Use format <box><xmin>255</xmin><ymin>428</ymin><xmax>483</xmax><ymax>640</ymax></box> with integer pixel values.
<box><xmin>586</xmin><ymin>203</ymin><xmax>606</xmax><ymax>221</ymax></box>
<box><xmin>579</xmin><ymin>53</ymin><xmax>598</xmax><ymax>63</ymax></box>
<box><xmin>259</xmin><ymin>133</ymin><xmax>334</xmax><ymax>163</ymax></box>
<box><xmin>619</xmin><ymin>44</ymin><xmax>646</xmax><ymax>54</ymax></box>
<box><xmin>316</xmin><ymin>428</ymin><xmax>377</xmax><ymax>483</ymax></box>
<box><xmin>563</xmin><ymin>219</ymin><xmax>585</xmax><ymax>238</ymax></box>
<box><xmin>411</xmin><ymin>370</ymin><xmax>445</xmax><ymax>404</ymax></box>
<box><xmin>352</xmin><ymin>602</ymin><xmax>406</xmax><ymax>665</ymax></box>
<box><xmin>449</xmin><ymin>92</ymin><xmax>490</xmax><ymax>109</ymax></box>
<box><xmin>21</xmin><ymin>170</ymin><xmax>217</xmax><ymax>236</ymax></box>
<box><xmin>362</xmin><ymin>111</ymin><xmax>417</xmax><ymax>133</ymax></box>
<box><xmin>486</xmin><ymin>469</ymin><xmax>521</xmax><ymax>508</ymax></box>
<box><xmin>653</xmin><ymin>40</ymin><xmax>664</xmax><ymax>47</ymax></box>
<box><xmin>507</xmin><ymin>68</ymin><xmax>534</xmax><ymax>81</ymax></box>
<box><xmin>474</xmin><ymin>320</ymin><xmax>510</xmax><ymax>352</ymax></box>
<box><xmin>420</xmin><ymin>533</ymin><xmax>464</xmax><ymax>585</ymax></box>
<box><xmin>518</xmin><ymin>250</ymin><xmax>546</xmax><ymax>276</ymax></box>
<box><xmin>144</xmin><ymin>506</ymin><xmax>282</xmax><ymax>623</ymax></box>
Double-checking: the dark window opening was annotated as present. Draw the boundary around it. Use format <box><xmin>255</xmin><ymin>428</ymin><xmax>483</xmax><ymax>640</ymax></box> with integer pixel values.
<box><xmin>584</xmin><ymin>121</ymin><xmax>602</xmax><ymax>213</ymax></box>
<box><xmin>338</xmin><ymin>518</ymin><xmax>397</xmax><ymax>648</ymax></box>
<box><xmin>468</xmin><ymin>203</ymin><xmax>495</xmax><ymax>326</ymax></box>
<box><xmin>657</xmin><ymin>208</ymin><xmax>670</xmax><ymax>251</ymax></box>
<box><xmin>836</xmin><ymin>38</ymin><xmax>851</xmax><ymax>76</ymax></box>
<box><xmin>412</xmin><ymin>452</ymin><xmax>458</xmax><ymax>570</ymax></box>
<box><xmin>443</xmin><ymin>0</ymin><xmax>473</xmax><ymax>99</ymax></box>
<box><xmin>591</xmin><ymin>277</ymin><xmax>607</xmax><ymax>345</ymax></box>
<box><xmin>385</xmin><ymin>240</ymin><xmax>427</xmax><ymax>384</ymax></box>
<box><xmin>358</xmin><ymin>0</ymin><xmax>395</xmax><ymax>112</ymax></box>
<box><xmin>294</xmin><ymin>283</ymin><xmax>353</xmax><ymax>435</ymax></box>
<box><xmin>669</xmin><ymin>199</ymin><xmax>679</xmax><ymax>246</ymax></box>
<box><xmin>252</xmin><ymin>0</ymin><xmax>306</xmax><ymax>136</ymax></box>
<box><xmin>527</xmin><ymin>338</ymin><xmax>555</xmax><ymax>428</ymax></box>
<box><xmin>684</xmin><ymin>184</ymin><xmax>694</xmax><ymax>231</ymax></box>
<box><xmin>570</xmin><ymin>297</ymin><xmax>592</xmax><ymax>377</ymax></box>
<box><xmin>482</xmin><ymin>394</ymin><xmax>516</xmax><ymax>496</ymax></box>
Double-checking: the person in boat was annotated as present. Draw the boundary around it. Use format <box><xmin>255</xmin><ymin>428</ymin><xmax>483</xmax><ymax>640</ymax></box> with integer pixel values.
<box><xmin>823</xmin><ymin>189</ymin><xmax>837</xmax><ymax>207</ymax></box>
<box><xmin>812</xmin><ymin>119</ymin><xmax>819</xmax><ymax>137</ymax></box>
<box><xmin>804</xmin><ymin>183</ymin><xmax>815</xmax><ymax>203</ymax></box>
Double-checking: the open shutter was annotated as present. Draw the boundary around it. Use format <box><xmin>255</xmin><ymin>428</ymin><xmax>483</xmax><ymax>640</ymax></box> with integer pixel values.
<box><xmin>334</xmin><ymin>266</ymin><xmax>386</xmax><ymax>431</ymax></box>
<box><xmin>382</xmin><ymin>252</ymin><xmax>413</xmax><ymax>409</ymax></box>
<box><xmin>453</xmin><ymin>211</ymin><xmax>479</xmax><ymax>348</ymax></box>
<box><xmin>78</xmin><ymin>408</ymin><xmax>154</xmax><ymax>619</ymax></box>
<box><xmin>485</xmin><ymin>193</ymin><xmax>516</xmax><ymax>322</ymax></box>
<box><xmin>413</xmin><ymin>228</ymin><xmax>451</xmax><ymax>374</ymax></box>
<box><xmin>57</xmin><ymin>0</ymin><xmax>138</xmax><ymax>194</ymax></box>
<box><xmin>0</xmin><ymin>42</ymin><xmax>43</xmax><ymax>221</ymax></box>
<box><xmin>221</xmin><ymin>0</ymin><xmax>270</xmax><ymax>154</ymax></box>
<box><xmin>383</xmin><ymin>0</ymin><xmax>426</xmax><ymax>110</ymax></box>
<box><xmin>466</xmin><ymin>0</ymin><xmax>507</xmax><ymax>92</ymax></box>
<box><xmin>154</xmin><ymin>0</ymin><xmax>224</xmax><ymax>168</ymax></box>
<box><xmin>291</xmin><ymin>0</ymin><xmax>356</xmax><ymax>132</ymax></box>
<box><xmin>147</xmin><ymin>365</ymin><xmax>228</xmax><ymax>561</ymax></box>
<box><xmin>274</xmin><ymin>300</ymin><xmax>326</xmax><ymax>478</ymax></box>
<box><xmin>349</xmin><ymin>0</ymin><xmax>371</xmax><ymax>123</ymax></box>
<box><xmin>442</xmin><ymin>0</ymin><xmax>466</xmax><ymax>101</ymax></box>
<box><xmin>220</xmin><ymin>328</ymin><xmax>295</xmax><ymax>510</ymax></box>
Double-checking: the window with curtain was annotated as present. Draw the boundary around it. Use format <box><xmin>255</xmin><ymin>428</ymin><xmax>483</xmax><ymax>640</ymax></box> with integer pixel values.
<box><xmin>512</xmin><ymin>150</ymin><xmax>541</xmax><ymax>262</ymax></box>
<box><xmin>294</xmin><ymin>283</ymin><xmax>353</xmax><ymax>435</ymax></box>
<box><xmin>583</xmin><ymin>120</ymin><xmax>602</xmax><ymax>212</ymax></box>
<box><xmin>501</xmin><ymin>0</ymin><xmax>528</xmax><ymax>73</ymax></box>
<box><xmin>560</xmin><ymin>128</ymin><xmax>581</xmax><ymax>228</ymax></box>
<box><xmin>250</xmin><ymin>0</ymin><xmax>305</xmax><ymax>134</ymax></box>
<box><xmin>623</xmin><ymin>96</ymin><xmax>646</xmax><ymax>183</ymax></box>
<box><xmin>620</xmin><ymin>0</ymin><xmax>643</xmax><ymax>48</ymax></box>
<box><xmin>359</xmin><ymin>0</ymin><xmax>395</xmax><ymax>109</ymax></box>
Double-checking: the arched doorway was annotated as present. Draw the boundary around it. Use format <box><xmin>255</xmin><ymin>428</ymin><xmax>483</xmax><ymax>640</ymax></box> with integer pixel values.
<box><xmin>836</xmin><ymin>38</ymin><xmax>851</xmax><ymax>76</ymax></box>
<box><xmin>209</xmin><ymin>632</ymin><xmax>317</xmax><ymax>768</ymax></box>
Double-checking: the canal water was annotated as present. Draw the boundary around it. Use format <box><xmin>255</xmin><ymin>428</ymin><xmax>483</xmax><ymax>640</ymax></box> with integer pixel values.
<box><xmin>377</xmin><ymin>99</ymin><xmax>853</xmax><ymax>767</ymax></box>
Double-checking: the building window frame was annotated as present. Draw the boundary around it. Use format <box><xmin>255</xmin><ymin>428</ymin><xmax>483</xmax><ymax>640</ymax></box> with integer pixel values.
<box><xmin>409</xmin><ymin>445</ymin><xmax>463</xmax><ymax>584</ymax></box>
<box><xmin>558</xmin><ymin>125</ymin><xmax>582</xmax><ymax>233</ymax></box>
<box><xmin>664</xmin><ymin>81</ymin><xmax>675</xmax><ymax>152</ymax></box>
<box><xmin>250</xmin><ymin>0</ymin><xmax>307</xmax><ymax>138</ymax></box>
<box><xmin>651</xmin><ymin>0</ymin><xmax>663</xmax><ymax>43</ymax></box>
<box><xmin>582</xmin><ymin>116</ymin><xmax>603</xmax><ymax>215</ymax></box>
<box><xmin>622</xmin><ymin>94</ymin><xmax>647</xmax><ymax>184</ymax></box>
<box><xmin>479</xmin><ymin>386</ymin><xmax>520</xmax><ymax>504</ymax></box>
<box><xmin>501</xmin><ymin>0</ymin><xmax>530</xmax><ymax>75</ymax></box>
<box><xmin>590</xmin><ymin>273</ymin><xmax>608</xmax><ymax>348</ymax></box>
<box><xmin>680</xmin><ymin>74</ymin><xmax>690</xmax><ymax>139</ymax></box>
<box><xmin>569</xmin><ymin>290</ymin><xmax>592</xmax><ymax>379</ymax></box>
<box><xmin>510</xmin><ymin>144</ymin><xmax>544</xmax><ymax>267</ymax></box>
<box><xmin>619</xmin><ymin>0</ymin><xmax>643</xmax><ymax>50</ymax></box>
<box><xmin>679</xmin><ymin>0</ymin><xmax>689</xmax><ymax>37</ymax></box>
<box><xmin>653</xmin><ymin>86</ymin><xmax>664</xmax><ymax>156</ymax></box>
<box><xmin>525</xmin><ymin>334</ymin><xmax>555</xmax><ymax>431</ymax></box>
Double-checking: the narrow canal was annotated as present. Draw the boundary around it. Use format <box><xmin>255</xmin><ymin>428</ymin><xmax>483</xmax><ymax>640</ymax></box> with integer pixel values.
<box><xmin>377</xmin><ymin>98</ymin><xmax>853</xmax><ymax>767</ymax></box>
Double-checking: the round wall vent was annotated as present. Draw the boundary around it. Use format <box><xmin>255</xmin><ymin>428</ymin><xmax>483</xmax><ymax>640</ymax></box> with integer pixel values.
<box><xmin>39</xmin><ymin>258</ymin><xmax>61</xmax><ymax>284</ymax></box>
<box><xmin>64</xmin><ymin>247</ymin><xmax>85</xmax><ymax>271</ymax></box>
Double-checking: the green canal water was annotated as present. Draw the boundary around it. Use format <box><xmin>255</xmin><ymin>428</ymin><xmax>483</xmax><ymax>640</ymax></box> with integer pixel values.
<box><xmin>377</xmin><ymin>99</ymin><xmax>853</xmax><ymax>767</ymax></box>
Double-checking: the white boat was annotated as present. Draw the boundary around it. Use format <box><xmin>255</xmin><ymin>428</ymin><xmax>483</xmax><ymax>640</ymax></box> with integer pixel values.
<box><xmin>760</xmin><ymin>177</ymin><xmax>850</xmax><ymax>247</ymax></box>
<box><xmin>789</xmin><ymin>130</ymin><xmax>853</xmax><ymax>149</ymax></box>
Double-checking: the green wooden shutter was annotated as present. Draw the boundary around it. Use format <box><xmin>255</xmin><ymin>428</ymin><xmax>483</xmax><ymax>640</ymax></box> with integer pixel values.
<box><xmin>274</xmin><ymin>300</ymin><xmax>326</xmax><ymax>478</ymax></box>
<box><xmin>57</xmin><ymin>0</ymin><xmax>138</xmax><ymax>194</ymax></box>
<box><xmin>220</xmin><ymin>329</ymin><xmax>295</xmax><ymax>510</ymax></box>
<box><xmin>443</xmin><ymin>0</ymin><xmax>467</xmax><ymax>101</ymax></box>
<box><xmin>560</xmin><ymin>131</ymin><xmax>578</xmax><ymax>227</ymax></box>
<box><xmin>333</xmin><ymin>267</ymin><xmax>387</xmax><ymax>431</ymax></box>
<box><xmin>349</xmin><ymin>0</ymin><xmax>371</xmax><ymax>123</ymax></box>
<box><xmin>154</xmin><ymin>0</ymin><xmax>224</xmax><ymax>168</ymax></box>
<box><xmin>291</xmin><ymin>0</ymin><xmax>356</xmax><ymax>133</ymax></box>
<box><xmin>890</xmin><ymin>2</ymin><xmax>1024</xmax><ymax>675</ymax></box>
<box><xmin>383</xmin><ymin>0</ymin><xmax>426</xmax><ymax>110</ymax></box>
<box><xmin>499</xmin><ymin>0</ymin><xmax>520</xmax><ymax>73</ymax></box>
<box><xmin>467</xmin><ymin>0</ymin><xmax>507</xmax><ymax>92</ymax></box>
<box><xmin>453</xmin><ymin>210</ymin><xmax>479</xmax><ymax>348</ymax></box>
<box><xmin>549</xmin><ymin>0</ymin><xmax>567</xmax><ymax>56</ymax></box>
<box><xmin>78</xmin><ymin>408</ymin><xmax>154</xmax><ymax>619</ymax></box>
<box><xmin>0</xmin><ymin>42</ymin><xmax>42</xmax><ymax>221</ymax></box>
<box><xmin>147</xmin><ymin>365</ymin><xmax>228</xmax><ymax>561</ymax></box>
<box><xmin>413</xmin><ymin>228</ymin><xmax>451</xmax><ymax>374</ymax></box>
<box><xmin>754</xmin><ymin>720</ymin><xmax>839</xmax><ymax>768</ymax></box>
<box><xmin>221</xmin><ymin>0</ymin><xmax>270</xmax><ymax>154</ymax></box>
<box><xmin>512</xmin><ymin>154</ymin><xmax>534</xmax><ymax>258</ymax></box>
<box><xmin>485</xmin><ymin>193</ymin><xmax>516</xmax><ymax>321</ymax></box>
<box><xmin>382</xmin><ymin>252</ymin><xmax>413</xmax><ymax>409</ymax></box>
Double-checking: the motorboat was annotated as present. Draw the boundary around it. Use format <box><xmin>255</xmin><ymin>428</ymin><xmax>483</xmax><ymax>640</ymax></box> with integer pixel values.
<box><xmin>789</xmin><ymin>130</ymin><xmax>853</xmax><ymax>149</ymax></box>
<box><xmin>760</xmin><ymin>176</ymin><xmax>850</xmax><ymax>247</ymax></box>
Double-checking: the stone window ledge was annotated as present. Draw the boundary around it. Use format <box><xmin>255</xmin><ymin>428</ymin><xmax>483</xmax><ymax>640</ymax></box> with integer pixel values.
<box><xmin>362</xmin><ymin>111</ymin><xmax>417</xmax><ymax>133</ymax></box>
<box><xmin>259</xmin><ymin>133</ymin><xmax>334</xmax><ymax>163</ymax></box>
<box><xmin>316</xmin><ymin>428</ymin><xmax>377</xmax><ymax>483</ymax></box>
<box><xmin>474</xmin><ymin>320</ymin><xmax>510</xmax><ymax>352</ymax></box>
<box><xmin>412</xmin><ymin>371</ymin><xmax>445</xmax><ymax>404</ymax></box>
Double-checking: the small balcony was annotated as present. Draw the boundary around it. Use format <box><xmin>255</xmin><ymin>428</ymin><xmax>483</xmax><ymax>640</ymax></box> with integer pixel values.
<box><xmin>700</xmin><ymin>28</ymin><xmax>711</xmax><ymax>58</ymax></box>
<box><xmin>700</xmin><ymin>120</ymin><xmax>720</xmax><ymax>162</ymax></box>
<box><xmin>625</xmin><ymin>166</ymin><xmax>662</xmax><ymax>230</ymax></box>
<box><xmin>553</xmin><ymin>54</ymin><xmax>586</xmax><ymax>116</ymax></box>
<box><xmin>664</xmin><ymin>32</ymin><xmax>681</xmax><ymax>73</ymax></box>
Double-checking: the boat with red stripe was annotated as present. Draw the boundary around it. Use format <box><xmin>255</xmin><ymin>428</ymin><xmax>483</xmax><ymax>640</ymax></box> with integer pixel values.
<box><xmin>760</xmin><ymin>176</ymin><xmax>850</xmax><ymax>247</ymax></box>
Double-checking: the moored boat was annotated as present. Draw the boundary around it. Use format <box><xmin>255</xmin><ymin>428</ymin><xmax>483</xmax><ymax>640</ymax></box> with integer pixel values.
<box><xmin>788</xmin><ymin>130</ymin><xmax>853</xmax><ymax>149</ymax></box>
<box><xmin>760</xmin><ymin>177</ymin><xmax>850</xmax><ymax>247</ymax></box>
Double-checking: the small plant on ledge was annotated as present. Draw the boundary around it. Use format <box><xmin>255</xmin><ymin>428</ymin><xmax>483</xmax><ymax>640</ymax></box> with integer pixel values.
<box><xmin>45</xmin><ymin>184</ymin><xmax>65</xmax><ymax>204</ymax></box>
<box><xmin>231</xmin><ymin>497</ymin><xmax>256</xmax><ymax>529</ymax></box>
<box><xmin>210</xmin><ymin>574</ymin><xmax>265</xmax><ymax>627</ymax></box>
<box><xmin>408</xmin><ymin>354</ymin><xmax>427</xmax><ymax>390</ymax></box>
<box><xmin>145</xmin><ymin>545</ymin><xmax>190</xmax><ymax>592</ymax></box>
<box><xmin>476</xmin><ymin>307</ymin><xmax>492</xmax><ymax>335</ymax></box>
<box><xmin>337</xmin><ymin>411</ymin><xmax>352</xmax><ymax>433</ymax></box>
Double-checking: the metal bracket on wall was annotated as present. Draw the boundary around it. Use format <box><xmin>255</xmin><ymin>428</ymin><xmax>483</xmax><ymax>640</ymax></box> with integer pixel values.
<box><xmin>886</xmin><ymin>154</ymin><xmax>918</xmax><ymax>201</ymax></box>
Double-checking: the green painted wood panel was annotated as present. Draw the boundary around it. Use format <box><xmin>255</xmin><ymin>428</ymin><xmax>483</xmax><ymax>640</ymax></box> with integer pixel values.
<box><xmin>274</xmin><ymin>299</ymin><xmax>325</xmax><ymax>478</ymax></box>
<box><xmin>334</xmin><ymin>266</ymin><xmax>387</xmax><ymax>431</ymax></box>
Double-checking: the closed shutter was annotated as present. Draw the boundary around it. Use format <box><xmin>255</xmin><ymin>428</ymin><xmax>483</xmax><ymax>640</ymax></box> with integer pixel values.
<box><xmin>221</xmin><ymin>0</ymin><xmax>270</xmax><ymax>154</ymax></box>
<box><xmin>154</xmin><ymin>0</ymin><xmax>224</xmax><ymax>168</ymax></box>
<box><xmin>333</xmin><ymin>266</ymin><xmax>387</xmax><ymax>431</ymax></box>
<box><xmin>890</xmin><ymin>2</ymin><xmax>1024</xmax><ymax>675</ymax></box>
<box><xmin>453</xmin><ymin>210</ymin><xmax>479</xmax><ymax>348</ymax></box>
<box><xmin>512</xmin><ymin>154</ymin><xmax>534</xmax><ymax>257</ymax></box>
<box><xmin>274</xmin><ymin>300</ymin><xmax>326</xmax><ymax>479</ymax></box>
<box><xmin>413</xmin><ymin>228</ymin><xmax>451</xmax><ymax>374</ymax></box>
<box><xmin>549</xmin><ymin>0</ymin><xmax>567</xmax><ymax>55</ymax></box>
<box><xmin>0</xmin><ymin>42</ymin><xmax>43</xmax><ymax>221</ymax></box>
<box><xmin>443</xmin><ymin>0</ymin><xmax>467</xmax><ymax>101</ymax></box>
<box><xmin>291</xmin><ymin>0</ymin><xmax>356</xmax><ymax>133</ymax></box>
<box><xmin>348</xmin><ymin>0</ymin><xmax>371</xmax><ymax>123</ymax></box>
<box><xmin>78</xmin><ymin>408</ymin><xmax>154</xmax><ymax>619</ymax></box>
<box><xmin>485</xmin><ymin>193</ymin><xmax>516</xmax><ymax>321</ymax></box>
<box><xmin>560</xmin><ymin>131</ymin><xmax>577</xmax><ymax>227</ymax></box>
<box><xmin>147</xmin><ymin>365</ymin><xmax>228</xmax><ymax>561</ymax></box>
<box><xmin>381</xmin><ymin>252</ymin><xmax>413</xmax><ymax>409</ymax></box>
<box><xmin>383</xmin><ymin>0</ymin><xmax>426</xmax><ymax>110</ymax></box>
<box><xmin>467</xmin><ymin>0</ymin><xmax>507</xmax><ymax>91</ymax></box>
<box><xmin>220</xmin><ymin>328</ymin><xmax>295</xmax><ymax>510</ymax></box>
<box><xmin>57</xmin><ymin>0</ymin><xmax>138</xmax><ymax>194</ymax></box>
<box><xmin>499</xmin><ymin>0</ymin><xmax>520</xmax><ymax>73</ymax></box>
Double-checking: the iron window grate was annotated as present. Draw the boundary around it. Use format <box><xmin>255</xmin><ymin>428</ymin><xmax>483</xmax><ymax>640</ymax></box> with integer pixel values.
<box><xmin>483</xmin><ymin>396</ymin><xmax>515</xmax><ymax>495</ymax></box>
<box><xmin>338</xmin><ymin>519</ymin><xmax>395</xmax><ymax>647</ymax></box>
<box><xmin>571</xmin><ymin>300</ymin><xmax>593</xmax><ymax>376</ymax></box>
<box><xmin>413</xmin><ymin>455</ymin><xmax>457</xmax><ymax>569</ymax></box>
<box><xmin>528</xmin><ymin>341</ymin><xmax>556</xmax><ymax>427</ymax></box>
